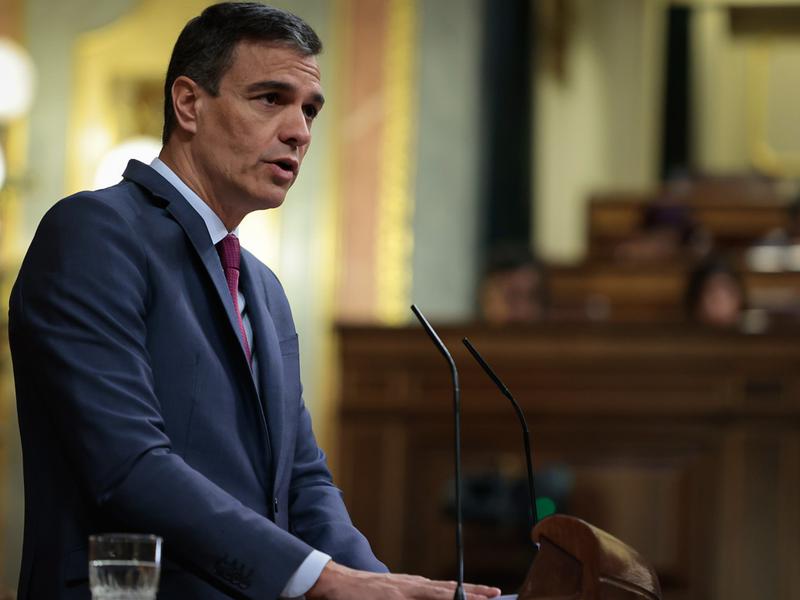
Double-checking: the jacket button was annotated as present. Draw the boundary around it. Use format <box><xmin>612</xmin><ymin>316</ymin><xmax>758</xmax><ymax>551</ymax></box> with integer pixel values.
<box><xmin>273</xmin><ymin>497</ymin><xmax>279</xmax><ymax>513</ymax></box>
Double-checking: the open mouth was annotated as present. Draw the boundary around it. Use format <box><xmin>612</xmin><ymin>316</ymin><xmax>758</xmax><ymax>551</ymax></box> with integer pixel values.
<box><xmin>269</xmin><ymin>159</ymin><xmax>297</xmax><ymax>175</ymax></box>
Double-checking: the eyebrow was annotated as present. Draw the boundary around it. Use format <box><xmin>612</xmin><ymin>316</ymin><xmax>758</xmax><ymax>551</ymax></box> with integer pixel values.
<box><xmin>245</xmin><ymin>80</ymin><xmax>325</xmax><ymax>106</ymax></box>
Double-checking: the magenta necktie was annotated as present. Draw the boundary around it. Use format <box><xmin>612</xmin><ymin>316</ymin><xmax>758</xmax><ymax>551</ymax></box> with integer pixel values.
<box><xmin>216</xmin><ymin>234</ymin><xmax>252</xmax><ymax>364</ymax></box>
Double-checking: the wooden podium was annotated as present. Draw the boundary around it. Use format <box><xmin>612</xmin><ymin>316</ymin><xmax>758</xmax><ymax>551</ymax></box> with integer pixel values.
<box><xmin>519</xmin><ymin>515</ymin><xmax>661</xmax><ymax>600</ymax></box>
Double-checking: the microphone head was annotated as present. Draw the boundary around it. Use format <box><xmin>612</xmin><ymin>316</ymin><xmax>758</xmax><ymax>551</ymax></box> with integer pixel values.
<box><xmin>411</xmin><ymin>305</ymin><xmax>459</xmax><ymax>369</ymax></box>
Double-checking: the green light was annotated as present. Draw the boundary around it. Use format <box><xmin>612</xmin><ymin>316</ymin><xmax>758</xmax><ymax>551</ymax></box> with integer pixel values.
<box><xmin>536</xmin><ymin>497</ymin><xmax>557</xmax><ymax>518</ymax></box>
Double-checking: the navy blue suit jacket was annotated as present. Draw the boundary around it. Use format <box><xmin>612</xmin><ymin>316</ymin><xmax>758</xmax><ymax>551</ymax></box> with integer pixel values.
<box><xmin>9</xmin><ymin>160</ymin><xmax>385</xmax><ymax>599</ymax></box>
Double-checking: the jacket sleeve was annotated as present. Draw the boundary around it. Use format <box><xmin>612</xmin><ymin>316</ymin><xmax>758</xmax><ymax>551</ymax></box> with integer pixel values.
<box><xmin>287</xmin><ymin>397</ymin><xmax>388</xmax><ymax>573</ymax></box>
<box><xmin>257</xmin><ymin>267</ymin><xmax>387</xmax><ymax>575</ymax></box>
<box><xmin>10</xmin><ymin>194</ymin><xmax>316</xmax><ymax>599</ymax></box>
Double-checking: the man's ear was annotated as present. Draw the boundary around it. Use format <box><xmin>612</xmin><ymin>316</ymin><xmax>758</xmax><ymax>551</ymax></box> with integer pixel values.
<box><xmin>171</xmin><ymin>75</ymin><xmax>203</xmax><ymax>136</ymax></box>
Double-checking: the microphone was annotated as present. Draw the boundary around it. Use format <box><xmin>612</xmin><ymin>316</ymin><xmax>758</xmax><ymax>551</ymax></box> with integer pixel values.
<box><xmin>410</xmin><ymin>305</ymin><xmax>466</xmax><ymax>600</ymax></box>
<box><xmin>462</xmin><ymin>337</ymin><xmax>540</xmax><ymax>537</ymax></box>
<box><xmin>460</xmin><ymin>340</ymin><xmax>668</xmax><ymax>600</ymax></box>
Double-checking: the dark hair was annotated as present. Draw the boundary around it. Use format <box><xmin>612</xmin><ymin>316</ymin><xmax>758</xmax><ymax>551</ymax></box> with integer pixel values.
<box><xmin>484</xmin><ymin>243</ymin><xmax>539</xmax><ymax>277</ymax></box>
<box><xmin>482</xmin><ymin>243</ymin><xmax>550</xmax><ymax>310</ymax></box>
<box><xmin>162</xmin><ymin>2</ymin><xmax>322</xmax><ymax>144</ymax></box>
<box><xmin>641</xmin><ymin>202</ymin><xmax>696</xmax><ymax>244</ymax></box>
<box><xmin>684</xmin><ymin>255</ymin><xmax>746</xmax><ymax>319</ymax></box>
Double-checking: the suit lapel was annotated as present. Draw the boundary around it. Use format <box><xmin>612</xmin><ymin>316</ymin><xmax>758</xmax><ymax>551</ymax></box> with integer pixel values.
<box><xmin>122</xmin><ymin>160</ymin><xmax>252</xmax><ymax>370</ymax></box>
<box><xmin>124</xmin><ymin>159</ymin><xmax>284</xmax><ymax>486</ymax></box>
<box><xmin>240</xmin><ymin>254</ymin><xmax>287</xmax><ymax>485</ymax></box>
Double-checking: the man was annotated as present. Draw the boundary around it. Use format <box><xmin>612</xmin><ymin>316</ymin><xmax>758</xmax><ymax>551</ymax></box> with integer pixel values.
<box><xmin>9</xmin><ymin>3</ymin><xmax>501</xmax><ymax>600</ymax></box>
<box><xmin>479</xmin><ymin>245</ymin><xmax>548</xmax><ymax>326</ymax></box>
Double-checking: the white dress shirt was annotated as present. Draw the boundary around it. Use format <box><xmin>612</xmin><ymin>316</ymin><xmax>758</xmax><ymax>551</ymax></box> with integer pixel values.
<box><xmin>150</xmin><ymin>158</ymin><xmax>331</xmax><ymax>598</ymax></box>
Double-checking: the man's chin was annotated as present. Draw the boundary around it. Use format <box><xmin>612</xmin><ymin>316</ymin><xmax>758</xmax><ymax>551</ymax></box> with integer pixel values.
<box><xmin>266</xmin><ymin>194</ymin><xmax>287</xmax><ymax>209</ymax></box>
<box><xmin>252</xmin><ymin>190</ymin><xmax>288</xmax><ymax>211</ymax></box>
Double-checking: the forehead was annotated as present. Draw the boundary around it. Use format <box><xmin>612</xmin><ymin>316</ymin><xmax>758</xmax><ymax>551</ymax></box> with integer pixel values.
<box><xmin>223</xmin><ymin>40</ymin><xmax>322</xmax><ymax>89</ymax></box>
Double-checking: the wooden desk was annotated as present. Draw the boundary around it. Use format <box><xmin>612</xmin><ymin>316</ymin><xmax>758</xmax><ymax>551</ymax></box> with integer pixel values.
<box><xmin>336</xmin><ymin>324</ymin><xmax>800</xmax><ymax>600</ymax></box>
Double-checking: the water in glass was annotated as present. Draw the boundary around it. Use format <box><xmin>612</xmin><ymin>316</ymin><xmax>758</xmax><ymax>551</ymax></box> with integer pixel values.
<box><xmin>89</xmin><ymin>534</ymin><xmax>161</xmax><ymax>600</ymax></box>
<box><xmin>90</xmin><ymin>559</ymin><xmax>160</xmax><ymax>600</ymax></box>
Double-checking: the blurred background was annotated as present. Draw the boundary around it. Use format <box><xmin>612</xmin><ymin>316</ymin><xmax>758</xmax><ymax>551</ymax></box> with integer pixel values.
<box><xmin>1</xmin><ymin>0</ymin><xmax>800</xmax><ymax>598</ymax></box>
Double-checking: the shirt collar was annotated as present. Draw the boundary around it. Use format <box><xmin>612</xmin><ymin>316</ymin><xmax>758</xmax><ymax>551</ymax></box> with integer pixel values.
<box><xmin>150</xmin><ymin>157</ymin><xmax>237</xmax><ymax>245</ymax></box>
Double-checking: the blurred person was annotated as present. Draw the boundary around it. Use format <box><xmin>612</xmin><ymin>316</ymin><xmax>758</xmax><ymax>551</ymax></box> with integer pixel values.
<box><xmin>747</xmin><ymin>195</ymin><xmax>800</xmax><ymax>272</ymax></box>
<box><xmin>774</xmin><ymin>195</ymin><xmax>800</xmax><ymax>244</ymax></box>
<box><xmin>615</xmin><ymin>174</ymin><xmax>710</xmax><ymax>263</ymax></box>
<box><xmin>7</xmin><ymin>4</ymin><xmax>501</xmax><ymax>600</ymax></box>
<box><xmin>480</xmin><ymin>245</ymin><xmax>548</xmax><ymax>325</ymax></box>
<box><xmin>684</xmin><ymin>257</ymin><xmax>746</xmax><ymax>328</ymax></box>
<box><xmin>751</xmin><ymin>194</ymin><xmax>800</xmax><ymax>248</ymax></box>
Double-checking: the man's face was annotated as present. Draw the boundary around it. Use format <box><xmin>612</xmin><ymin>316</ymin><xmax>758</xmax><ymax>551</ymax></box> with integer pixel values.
<box><xmin>191</xmin><ymin>40</ymin><xmax>324</xmax><ymax>216</ymax></box>
<box><xmin>481</xmin><ymin>266</ymin><xmax>544</xmax><ymax>325</ymax></box>
<box><xmin>698</xmin><ymin>273</ymin><xmax>743</xmax><ymax>327</ymax></box>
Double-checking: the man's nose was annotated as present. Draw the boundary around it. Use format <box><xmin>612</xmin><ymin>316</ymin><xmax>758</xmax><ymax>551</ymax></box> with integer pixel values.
<box><xmin>279</xmin><ymin>107</ymin><xmax>312</xmax><ymax>148</ymax></box>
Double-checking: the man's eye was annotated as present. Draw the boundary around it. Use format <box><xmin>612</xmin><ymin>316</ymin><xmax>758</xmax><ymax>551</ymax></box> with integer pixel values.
<box><xmin>260</xmin><ymin>93</ymin><xmax>279</xmax><ymax>104</ymax></box>
<box><xmin>303</xmin><ymin>105</ymin><xmax>319</xmax><ymax>119</ymax></box>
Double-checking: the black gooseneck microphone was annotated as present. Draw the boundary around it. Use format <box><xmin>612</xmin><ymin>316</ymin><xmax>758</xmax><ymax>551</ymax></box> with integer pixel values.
<box><xmin>462</xmin><ymin>337</ymin><xmax>540</xmax><ymax>535</ymax></box>
<box><xmin>410</xmin><ymin>305</ymin><xmax>466</xmax><ymax>600</ymax></box>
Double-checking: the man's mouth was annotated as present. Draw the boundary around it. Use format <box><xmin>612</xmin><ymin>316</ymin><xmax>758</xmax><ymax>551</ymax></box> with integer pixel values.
<box><xmin>268</xmin><ymin>158</ymin><xmax>298</xmax><ymax>175</ymax></box>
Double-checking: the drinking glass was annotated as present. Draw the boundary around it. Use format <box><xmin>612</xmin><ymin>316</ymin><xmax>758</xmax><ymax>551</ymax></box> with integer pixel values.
<box><xmin>89</xmin><ymin>533</ymin><xmax>162</xmax><ymax>600</ymax></box>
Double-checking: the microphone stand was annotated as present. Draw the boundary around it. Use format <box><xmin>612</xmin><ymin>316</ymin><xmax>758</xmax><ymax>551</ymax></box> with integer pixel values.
<box><xmin>406</xmin><ymin>323</ymin><xmax>661</xmax><ymax>599</ymax></box>
<box><xmin>461</xmin><ymin>338</ymin><xmax>662</xmax><ymax>599</ymax></box>
<box><xmin>462</xmin><ymin>338</ymin><xmax>539</xmax><ymax>533</ymax></box>
<box><xmin>410</xmin><ymin>305</ymin><xmax>466</xmax><ymax>600</ymax></box>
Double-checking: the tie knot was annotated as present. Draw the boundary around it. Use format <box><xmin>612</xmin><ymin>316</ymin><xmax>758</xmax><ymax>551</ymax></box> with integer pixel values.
<box><xmin>216</xmin><ymin>234</ymin><xmax>241</xmax><ymax>272</ymax></box>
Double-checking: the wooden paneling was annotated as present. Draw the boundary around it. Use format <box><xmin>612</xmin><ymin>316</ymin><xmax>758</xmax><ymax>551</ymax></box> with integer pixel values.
<box><xmin>337</xmin><ymin>324</ymin><xmax>800</xmax><ymax>600</ymax></box>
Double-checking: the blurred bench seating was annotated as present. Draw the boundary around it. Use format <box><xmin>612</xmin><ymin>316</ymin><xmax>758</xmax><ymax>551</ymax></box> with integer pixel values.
<box><xmin>552</xmin><ymin>180</ymin><xmax>798</xmax><ymax>321</ymax></box>
<box><xmin>588</xmin><ymin>190</ymin><xmax>787</xmax><ymax>260</ymax></box>
<box><xmin>548</xmin><ymin>263</ymin><xmax>800</xmax><ymax>323</ymax></box>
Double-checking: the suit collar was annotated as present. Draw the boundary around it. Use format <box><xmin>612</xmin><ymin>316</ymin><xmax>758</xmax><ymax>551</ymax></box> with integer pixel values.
<box><xmin>123</xmin><ymin>159</ymin><xmax>254</xmax><ymax>374</ymax></box>
<box><xmin>123</xmin><ymin>159</ymin><xmax>187</xmax><ymax>208</ymax></box>
<box><xmin>149</xmin><ymin>157</ymin><xmax>230</xmax><ymax>245</ymax></box>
